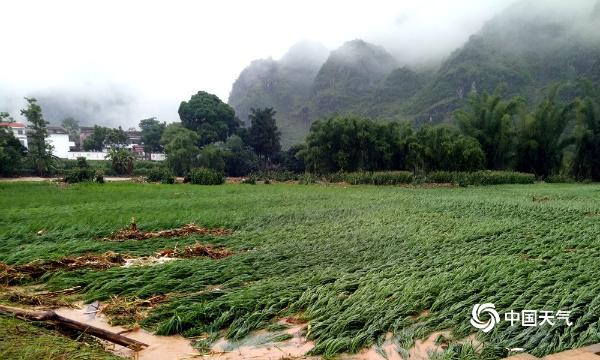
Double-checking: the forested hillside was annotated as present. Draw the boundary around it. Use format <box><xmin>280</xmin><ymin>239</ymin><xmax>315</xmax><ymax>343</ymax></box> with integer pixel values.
<box><xmin>229</xmin><ymin>0</ymin><xmax>600</xmax><ymax>146</ymax></box>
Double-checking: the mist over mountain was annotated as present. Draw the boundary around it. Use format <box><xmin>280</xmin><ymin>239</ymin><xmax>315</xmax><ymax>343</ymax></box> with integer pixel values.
<box><xmin>0</xmin><ymin>83</ymin><xmax>139</xmax><ymax>129</ymax></box>
<box><xmin>311</xmin><ymin>40</ymin><xmax>398</xmax><ymax>116</ymax></box>
<box><xmin>34</xmin><ymin>86</ymin><xmax>138</xmax><ymax>128</ymax></box>
<box><xmin>228</xmin><ymin>41</ymin><xmax>329</xmax><ymax>141</ymax></box>
<box><xmin>229</xmin><ymin>0</ymin><xmax>600</xmax><ymax>147</ymax></box>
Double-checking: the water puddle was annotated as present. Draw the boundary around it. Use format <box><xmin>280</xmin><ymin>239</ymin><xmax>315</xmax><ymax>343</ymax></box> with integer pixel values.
<box><xmin>55</xmin><ymin>305</ymin><xmax>198</xmax><ymax>360</ymax></box>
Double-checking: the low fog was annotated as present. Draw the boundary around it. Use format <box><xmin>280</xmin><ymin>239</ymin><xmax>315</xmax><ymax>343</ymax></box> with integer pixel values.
<box><xmin>1</xmin><ymin>0</ymin><xmax>598</xmax><ymax>128</ymax></box>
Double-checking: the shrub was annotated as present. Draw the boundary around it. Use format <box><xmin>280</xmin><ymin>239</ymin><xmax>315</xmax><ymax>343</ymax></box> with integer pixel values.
<box><xmin>370</xmin><ymin>171</ymin><xmax>414</xmax><ymax>185</ymax></box>
<box><xmin>146</xmin><ymin>168</ymin><xmax>175</xmax><ymax>184</ymax></box>
<box><xmin>160</xmin><ymin>173</ymin><xmax>176</xmax><ymax>184</ymax></box>
<box><xmin>146</xmin><ymin>168</ymin><xmax>164</xmax><ymax>182</ymax></box>
<box><xmin>241</xmin><ymin>175</ymin><xmax>257</xmax><ymax>184</ymax></box>
<box><xmin>467</xmin><ymin>171</ymin><xmax>535</xmax><ymax>185</ymax></box>
<box><xmin>94</xmin><ymin>170</ymin><xmax>105</xmax><ymax>184</ymax></box>
<box><xmin>63</xmin><ymin>157</ymin><xmax>95</xmax><ymax>183</ymax></box>
<box><xmin>106</xmin><ymin>148</ymin><xmax>135</xmax><ymax>175</ymax></box>
<box><xmin>426</xmin><ymin>171</ymin><xmax>535</xmax><ymax>186</ymax></box>
<box><xmin>426</xmin><ymin>171</ymin><xmax>456</xmax><ymax>184</ymax></box>
<box><xmin>64</xmin><ymin>167</ymin><xmax>94</xmax><ymax>183</ymax></box>
<box><xmin>545</xmin><ymin>174</ymin><xmax>575</xmax><ymax>183</ymax></box>
<box><xmin>186</xmin><ymin>167</ymin><xmax>224</xmax><ymax>185</ymax></box>
<box><xmin>325</xmin><ymin>171</ymin><xmax>414</xmax><ymax>185</ymax></box>
<box><xmin>298</xmin><ymin>173</ymin><xmax>318</xmax><ymax>184</ymax></box>
<box><xmin>248</xmin><ymin>170</ymin><xmax>298</xmax><ymax>182</ymax></box>
<box><xmin>317</xmin><ymin>170</ymin><xmax>535</xmax><ymax>186</ymax></box>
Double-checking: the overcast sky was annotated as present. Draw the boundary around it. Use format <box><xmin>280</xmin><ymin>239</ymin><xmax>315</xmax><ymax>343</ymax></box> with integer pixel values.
<box><xmin>0</xmin><ymin>0</ymin><xmax>516</xmax><ymax>126</ymax></box>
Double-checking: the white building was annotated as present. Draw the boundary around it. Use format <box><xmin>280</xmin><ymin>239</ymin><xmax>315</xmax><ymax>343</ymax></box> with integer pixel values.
<box><xmin>46</xmin><ymin>127</ymin><xmax>75</xmax><ymax>159</ymax></box>
<box><xmin>150</xmin><ymin>153</ymin><xmax>166</xmax><ymax>161</ymax></box>
<box><xmin>0</xmin><ymin>122</ymin><xmax>28</xmax><ymax>148</ymax></box>
<box><xmin>66</xmin><ymin>151</ymin><xmax>108</xmax><ymax>160</ymax></box>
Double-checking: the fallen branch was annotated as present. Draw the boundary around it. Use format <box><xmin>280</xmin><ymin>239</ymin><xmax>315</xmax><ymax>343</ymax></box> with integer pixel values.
<box><xmin>0</xmin><ymin>305</ymin><xmax>148</xmax><ymax>350</ymax></box>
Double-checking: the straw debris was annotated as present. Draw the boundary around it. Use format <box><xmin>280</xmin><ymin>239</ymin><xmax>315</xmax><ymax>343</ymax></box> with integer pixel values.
<box><xmin>105</xmin><ymin>222</ymin><xmax>231</xmax><ymax>241</ymax></box>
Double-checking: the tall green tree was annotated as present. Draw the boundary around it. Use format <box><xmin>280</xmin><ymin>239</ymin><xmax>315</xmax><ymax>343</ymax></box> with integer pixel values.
<box><xmin>222</xmin><ymin>135</ymin><xmax>258</xmax><ymax>176</ymax></box>
<box><xmin>161</xmin><ymin>123</ymin><xmax>199</xmax><ymax>176</ymax></box>
<box><xmin>105</xmin><ymin>127</ymin><xmax>128</xmax><ymax>149</ymax></box>
<box><xmin>410</xmin><ymin>124</ymin><xmax>485</xmax><ymax>172</ymax></box>
<box><xmin>515</xmin><ymin>88</ymin><xmax>574</xmax><ymax>177</ymax></box>
<box><xmin>304</xmin><ymin>116</ymin><xmax>381</xmax><ymax>173</ymax></box>
<box><xmin>178</xmin><ymin>91</ymin><xmax>241</xmax><ymax>145</ymax></box>
<box><xmin>0</xmin><ymin>112</ymin><xmax>15</xmax><ymax>122</ymax></box>
<box><xmin>0</xmin><ymin>126</ymin><xmax>26</xmax><ymax>176</ymax></box>
<box><xmin>139</xmin><ymin>117</ymin><xmax>166</xmax><ymax>153</ymax></box>
<box><xmin>303</xmin><ymin>116</ymin><xmax>412</xmax><ymax>173</ymax></box>
<box><xmin>282</xmin><ymin>143</ymin><xmax>306</xmax><ymax>173</ymax></box>
<box><xmin>569</xmin><ymin>97</ymin><xmax>600</xmax><ymax>181</ymax></box>
<box><xmin>61</xmin><ymin>117</ymin><xmax>80</xmax><ymax>141</ymax></box>
<box><xmin>21</xmin><ymin>98</ymin><xmax>54</xmax><ymax>175</ymax></box>
<box><xmin>83</xmin><ymin>125</ymin><xmax>109</xmax><ymax>151</ymax></box>
<box><xmin>454</xmin><ymin>88</ymin><xmax>523</xmax><ymax>169</ymax></box>
<box><xmin>248</xmin><ymin>108</ymin><xmax>281</xmax><ymax>164</ymax></box>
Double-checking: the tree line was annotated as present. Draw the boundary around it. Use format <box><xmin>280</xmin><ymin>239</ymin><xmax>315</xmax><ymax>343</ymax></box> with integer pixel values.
<box><xmin>2</xmin><ymin>83</ymin><xmax>600</xmax><ymax>181</ymax></box>
<box><xmin>301</xmin><ymin>84</ymin><xmax>600</xmax><ymax>181</ymax></box>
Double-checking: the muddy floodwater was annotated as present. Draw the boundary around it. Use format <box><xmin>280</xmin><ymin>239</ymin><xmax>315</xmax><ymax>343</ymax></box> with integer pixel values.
<box><xmin>55</xmin><ymin>306</ymin><xmax>198</xmax><ymax>360</ymax></box>
<box><xmin>55</xmin><ymin>304</ymin><xmax>467</xmax><ymax>360</ymax></box>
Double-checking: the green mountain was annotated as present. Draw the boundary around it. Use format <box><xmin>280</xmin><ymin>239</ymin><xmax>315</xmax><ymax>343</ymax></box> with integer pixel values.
<box><xmin>229</xmin><ymin>0</ymin><xmax>600</xmax><ymax>147</ymax></box>
<box><xmin>406</xmin><ymin>0</ymin><xmax>600</xmax><ymax>124</ymax></box>
<box><xmin>310</xmin><ymin>39</ymin><xmax>398</xmax><ymax>118</ymax></box>
<box><xmin>228</xmin><ymin>41</ymin><xmax>329</xmax><ymax>144</ymax></box>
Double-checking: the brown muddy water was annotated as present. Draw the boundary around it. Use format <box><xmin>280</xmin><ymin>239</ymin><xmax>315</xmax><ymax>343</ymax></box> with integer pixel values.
<box><xmin>55</xmin><ymin>304</ymin><xmax>467</xmax><ymax>359</ymax></box>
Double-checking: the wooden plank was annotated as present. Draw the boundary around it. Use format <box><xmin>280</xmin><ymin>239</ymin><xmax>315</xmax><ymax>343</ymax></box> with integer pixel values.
<box><xmin>0</xmin><ymin>304</ymin><xmax>148</xmax><ymax>350</ymax></box>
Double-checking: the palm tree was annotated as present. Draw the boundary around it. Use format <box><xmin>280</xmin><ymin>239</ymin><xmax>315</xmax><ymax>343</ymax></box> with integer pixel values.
<box><xmin>515</xmin><ymin>87</ymin><xmax>575</xmax><ymax>177</ymax></box>
<box><xmin>106</xmin><ymin>148</ymin><xmax>135</xmax><ymax>176</ymax></box>
<box><xmin>454</xmin><ymin>87</ymin><xmax>523</xmax><ymax>169</ymax></box>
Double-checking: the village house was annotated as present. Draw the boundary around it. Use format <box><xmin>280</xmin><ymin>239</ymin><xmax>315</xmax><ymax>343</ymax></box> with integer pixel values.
<box><xmin>2</xmin><ymin>122</ymin><xmax>164</xmax><ymax>161</ymax></box>
<box><xmin>46</xmin><ymin>126</ymin><xmax>75</xmax><ymax>159</ymax></box>
<box><xmin>0</xmin><ymin>122</ymin><xmax>28</xmax><ymax>148</ymax></box>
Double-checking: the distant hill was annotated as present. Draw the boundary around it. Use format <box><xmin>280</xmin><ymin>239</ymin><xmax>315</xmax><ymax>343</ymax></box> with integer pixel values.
<box><xmin>310</xmin><ymin>39</ymin><xmax>398</xmax><ymax>118</ymax></box>
<box><xmin>229</xmin><ymin>0</ymin><xmax>600</xmax><ymax>147</ymax></box>
<box><xmin>228</xmin><ymin>41</ymin><xmax>329</xmax><ymax>144</ymax></box>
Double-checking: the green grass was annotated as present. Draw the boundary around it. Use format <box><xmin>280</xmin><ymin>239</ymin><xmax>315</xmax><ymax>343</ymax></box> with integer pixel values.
<box><xmin>1</xmin><ymin>182</ymin><xmax>600</xmax><ymax>358</ymax></box>
<box><xmin>0</xmin><ymin>315</ymin><xmax>120</xmax><ymax>360</ymax></box>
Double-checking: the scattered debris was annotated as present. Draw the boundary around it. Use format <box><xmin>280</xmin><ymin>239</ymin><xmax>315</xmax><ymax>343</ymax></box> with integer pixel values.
<box><xmin>100</xmin><ymin>295</ymin><xmax>168</xmax><ymax>327</ymax></box>
<box><xmin>123</xmin><ymin>256</ymin><xmax>179</xmax><ymax>268</ymax></box>
<box><xmin>177</xmin><ymin>242</ymin><xmax>232</xmax><ymax>259</ymax></box>
<box><xmin>105</xmin><ymin>223</ymin><xmax>232</xmax><ymax>241</ymax></box>
<box><xmin>1</xmin><ymin>244</ymin><xmax>231</xmax><ymax>286</ymax></box>
<box><xmin>0</xmin><ymin>286</ymin><xmax>81</xmax><ymax>308</ymax></box>
<box><xmin>0</xmin><ymin>304</ymin><xmax>149</xmax><ymax>350</ymax></box>
<box><xmin>123</xmin><ymin>243</ymin><xmax>232</xmax><ymax>267</ymax></box>
<box><xmin>0</xmin><ymin>252</ymin><xmax>127</xmax><ymax>285</ymax></box>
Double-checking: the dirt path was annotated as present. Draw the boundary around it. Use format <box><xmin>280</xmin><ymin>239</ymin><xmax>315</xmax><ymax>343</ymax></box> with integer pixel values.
<box><xmin>0</xmin><ymin>177</ymin><xmax>133</xmax><ymax>182</ymax></box>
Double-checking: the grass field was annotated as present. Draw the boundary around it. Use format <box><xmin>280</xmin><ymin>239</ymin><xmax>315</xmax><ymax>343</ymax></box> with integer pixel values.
<box><xmin>0</xmin><ymin>315</ymin><xmax>121</xmax><ymax>360</ymax></box>
<box><xmin>1</xmin><ymin>182</ymin><xmax>600</xmax><ymax>359</ymax></box>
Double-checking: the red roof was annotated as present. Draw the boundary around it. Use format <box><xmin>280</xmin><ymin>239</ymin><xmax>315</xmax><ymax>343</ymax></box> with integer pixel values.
<box><xmin>0</xmin><ymin>122</ymin><xmax>25</xmax><ymax>128</ymax></box>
